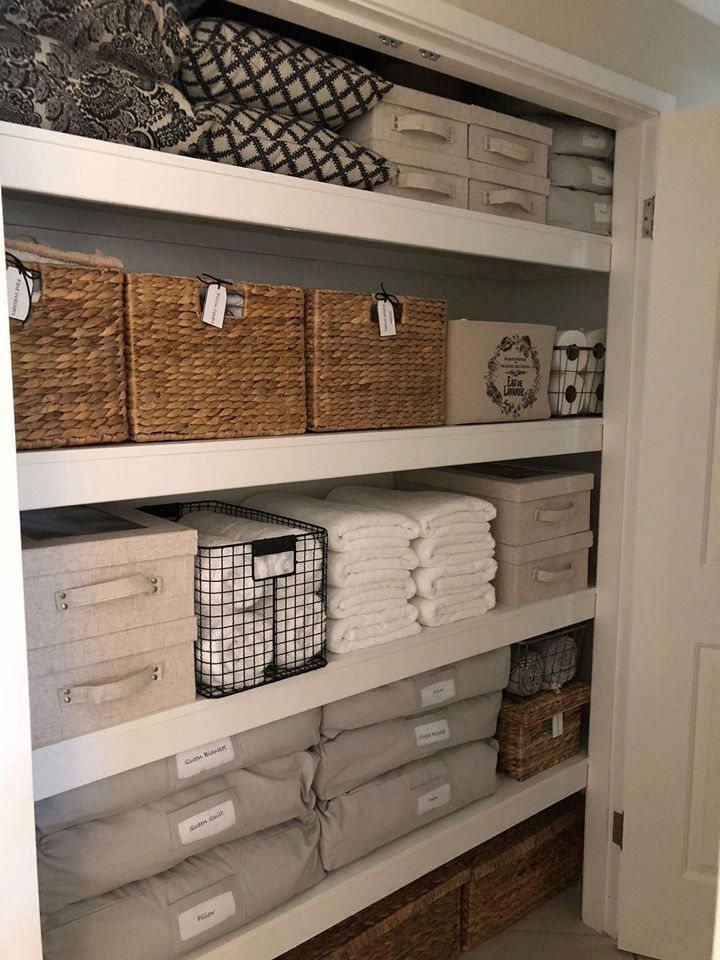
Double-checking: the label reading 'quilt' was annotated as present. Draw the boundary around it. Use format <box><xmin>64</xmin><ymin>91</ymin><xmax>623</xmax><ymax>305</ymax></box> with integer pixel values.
<box><xmin>414</xmin><ymin>718</ymin><xmax>450</xmax><ymax>748</ymax></box>
<box><xmin>417</xmin><ymin>783</ymin><xmax>451</xmax><ymax>815</ymax></box>
<box><xmin>176</xmin><ymin>738</ymin><xmax>235</xmax><ymax>779</ymax></box>
<box><xmin>177</xmin><ymin>891</ymin><xmax>237</xmax><ymax>942</ymax></box>
<box><xmin>177</xmin><ymin>800</ymin><xmax>237</xmax><ymax>846</ymax></box>
<box><xmin>485</xmin><ymin>334</ymin><xmax>542</xmax><ymax>420</ymax></box>
<box><xmin>420</xmin><ymin>677</ymin><xmax>456</xmax><ymax>708</ymax></box>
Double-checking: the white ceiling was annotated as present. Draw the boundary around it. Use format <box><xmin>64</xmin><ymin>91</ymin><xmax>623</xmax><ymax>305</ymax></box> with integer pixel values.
<box><xmin>674</xmin><ymin>0</ymin><xmax>720</xmax><ymax>27</ymax></box>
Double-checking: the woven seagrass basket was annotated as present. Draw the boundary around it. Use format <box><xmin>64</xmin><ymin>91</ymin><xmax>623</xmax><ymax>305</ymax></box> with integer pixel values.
<box><xmin>461</xmin><ymin>793</ymin><xmax>584</xmax><ymax>950</ymax></box>
<box><xmin>497</xmin><ymin>681</ymin><xmax>591</xmax><ymax>781</ymax></box>
<box><xmin>124</xmin><ymin>274</ymin><xmax>306</xmax><ymax>441</ymax></box>
<box><xmin>304</xmin><ymin>288</ymin><xmax>446</xmax><ymax>431</ymax></box>
<box><xmin>8</xmin><ymin>247</ymin><xmax>127</xmax><ymax>450</ymax></box>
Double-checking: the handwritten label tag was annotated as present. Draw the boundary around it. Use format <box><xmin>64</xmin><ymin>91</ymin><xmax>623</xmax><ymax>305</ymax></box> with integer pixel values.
<box><xmin>377</xmin><ymin>299</ymin><xmax>396</xmax><ymax>337</ymax></box>
<box><xmin>420</xmin><ymin>677</ymin><xmax>456</xmax><ymax>708</ymax></box>
<box><xmin>414</xmin><ymin>718</ymin><xmax>450</xmax><ymax>748</ymax></box>
<box><xmin>590</xmin><ymin>165</ymin><xmax>612</xmax><ymax>188</ymax></box>
<box><xmin>178</xmin><ymin>890</ymin><xmax>236</xmax><ymax>942</ymax></box>
<box><xmin>176</xmin><ymin>738</ymin><xmax>235</xmax><ymax>780</ymax></box>
<box><xmin>594</xmin><ymin>202</ymin><xmax>611</xmax><ymax>225</ymax></box>
<box><xmin>177</xmin><ymin>799</ymin><xmax>236</xmax><ymax>846</ymax></box>
<box><xmin>6</xmin><ymin>266</ymin><xmax>30</xmax><ymax>322</ymax></box>
<box><xmin>552</xmin><ymin>712</ymin><xmax>565</xmax><ymax>738</ymax></box>
<box><xmin>417</xmin><ymin>782</ymin><xmax>451</xmax><ymax>815</ymax></box>
<box><xmin>201</xmin><ymin>283</ymin><xmax>227</xmax><ymax>329</ymax></box>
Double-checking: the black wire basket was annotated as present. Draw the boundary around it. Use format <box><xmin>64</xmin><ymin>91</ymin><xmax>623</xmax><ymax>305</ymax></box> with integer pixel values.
<box><xmin>550</xmin><ymin>343</ymin><xmax>605</xmax><ymax>417</ymax></box>
<box><xmin>505</xmin><ymin>622</ymin><xmax>587</xmax><ymax>699</ymax></box>
<box><xmin>145</xmin><ymin>500</ymin><xmax>327</xmax><ymax>698</ymax></box>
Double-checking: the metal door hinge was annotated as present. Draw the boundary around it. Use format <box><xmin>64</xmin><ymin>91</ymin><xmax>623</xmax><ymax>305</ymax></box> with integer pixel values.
<box><xmin>612</xmin><ymin>810</ymin><xmax>624</xmax><ymax>848</ymax></box>
<box><xmin>642</xmin><ymin>196</ymin><xmax>655</xmax><ymax>238</ymax></box>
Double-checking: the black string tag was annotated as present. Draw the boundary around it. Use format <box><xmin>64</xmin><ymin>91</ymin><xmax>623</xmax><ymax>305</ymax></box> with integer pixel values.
<box><xmin>370</xmin><ymin>282</ymin><xmax>403</xmax><ymax>337</ymax></box>
<box><xmin>6</xmin><ymin>253</ymin><xmax>40</xmax><ymax>326</ymax></box>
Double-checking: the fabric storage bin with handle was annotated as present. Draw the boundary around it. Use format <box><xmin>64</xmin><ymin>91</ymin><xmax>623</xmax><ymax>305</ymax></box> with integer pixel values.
<box><xmin>493</xmin><ymin>531</ymin><xmax>593</xmax><ymax>606</ymax></box>
<box><xmin>305</xmin><ymin>287</ymin><xmax>446</xmax><ymax>431</ymax></box>
<box><xmin>21</xmin><ymin>503</ymin><xmax>197</xmax><ymax>747</ymax></box>
<box><xmin>6</xmin><ymin>239</ymin><xmax>128</xmax><ymax>450</ymax></box>
<box><xmin>468</xmin><ymin>163</ymin><xmax>549</xmax><ymax>224</ymax></box>
<box><xmin>468</xmin><ymin>108</ymin><xmax>552</xmax><ymax>179</ymax></box>
<box><xmin>124</xmin><ymin>272</ymin><xmax>306</xmax><ymax>441</ymax></box>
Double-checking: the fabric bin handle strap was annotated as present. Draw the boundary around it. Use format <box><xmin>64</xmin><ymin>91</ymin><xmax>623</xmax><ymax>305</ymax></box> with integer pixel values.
<box><xmin>58</xmin><ymin>663</ymin><xmax>163</xmax><ymax>706</ymax></box>
<box><xmin>533</xmin><ymin>504</ymin><xmax>576</xmax><ymax>523</ymax></box>
<box><xmin>392</xmin><ymin>113</ymin><xmax>454</xmax><ymax>143</ymax></box>
<box><xmin>397</xmin><ymin>172</ymin><xmax>454</xmax><ymax>199</ymax></box>
<box><xmin>533</xmin><ymin>564</ymin><xmax>574</xmax><ymax>584</ymax></box>
<box><xmin>55</xmin><ymin>573</ymin><xmax>161</xmax><ymax>611</ymax></box>
<box><xmin>484</xmin><ymin>135</ymin><xmax>534</xmax><ymax>163</ymax></box>
<box><xmin>483</xmin><ymin>188</ymin><xmax>534</xmax><ymax>213</ymax></box>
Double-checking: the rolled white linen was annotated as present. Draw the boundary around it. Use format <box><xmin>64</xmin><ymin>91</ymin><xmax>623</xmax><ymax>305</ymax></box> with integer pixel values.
<box><xmin>327</xmin><ymin>547</ymin><xmax>418</xmax><ymax>588</ymax></box>
<box><xmin>196</xmin><ymin>620</ymin><xmax>273</xmax><ymax>689</ymax></box>
<box><xmin>552</xmin><ymin>329</ymin><xmax>588</xmax><ymax>374</ymax></box>
<box><xmin>326</xmin><ymin>485</ymin><xmax>496</xmax><ymax>534</ymax></box>
<box><xmin>411</xmin><ymin>584</ymin><xmax>496</xmax><ymax>626</ymax></box>
<box><xmin>548</xmin><ymin>371</ymin><xmax>584</xmax><ymax>416</ymax></box>
<box><xmin>413</xmin><ymin>534</ymin><xmax>495</xmax><ymax>567</ymax></box>
<box><xmin>413</xmin><ymin>560</ymin><xmax>497</xmax><ymax>599</ymax></box>
<box><xmin>328</xmin><ymin>579</ymin><xmax>416</xmax><ymax>619</ymax></box>
<box><xmin>327</xmin><ymin>605</ymin><xmax>420</xmax><ymax>654</ymax></box>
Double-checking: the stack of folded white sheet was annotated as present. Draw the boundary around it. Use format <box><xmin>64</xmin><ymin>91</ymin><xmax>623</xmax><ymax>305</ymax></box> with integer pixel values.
<box><xmin>327</xmin><ymin>486</ymin><xmax>498</xmax><ymax>626</ymax></box>
<box><xmin>244</xmin><ymin>492</ymin><xmax>421</xmax><ymax>653</ymax></box>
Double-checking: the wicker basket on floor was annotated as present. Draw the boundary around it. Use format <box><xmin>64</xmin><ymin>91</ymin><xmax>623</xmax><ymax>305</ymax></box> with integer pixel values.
<box><xmin>497</xmin><ymin>681</ymin><xmax>591</xmax><ymax>781</ymax></box>
<box><xmin>461</xmin><ymin>793</ymin><xmax>585</xmax><ymax>950</ymax></box>
<box><xmin>304</xmin><ymin>288</ymin><xmax>446</xmax><ymax>431</ymax></box>
<box><xmin>124</xmin><ymin>273</ymin><xmax>306</xmax><ymax>441</ymax></box>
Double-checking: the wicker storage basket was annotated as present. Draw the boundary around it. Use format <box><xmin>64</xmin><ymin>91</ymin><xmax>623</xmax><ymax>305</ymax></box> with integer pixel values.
<box><xmin>497</xmin><ymin>682</ymin><xmax>591</xmax><ymax>780</ymax></box>
<box><xmin>124</xmin><ymin>274</ymin><xmax>306</xmax><ymax>441</ymax></box>
<box><xmin>304</xmin><ymin>288</ymin><xmax>446</xmax><ymax>431</ymax></box>
<box><xmin>7</xmin><ymin>244</ymin><xmax>127</xmax><ymax>450</ymax></box>
<box><xmin>461</xmin><ymin>793</ymin><xmax>584</xmax><ymax>950</ymax></box>
<box><xmin>279</xmin><ymin>858</ymin><xmax>469</xmax><ymax>960</ymax></box>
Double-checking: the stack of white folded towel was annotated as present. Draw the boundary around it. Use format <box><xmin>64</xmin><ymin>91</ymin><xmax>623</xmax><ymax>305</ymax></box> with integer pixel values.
<box><xmin>327</xmin><ymin>486</ymin><xmax>498</xmax><ymax>626</ymax></box>
<box><xmin>243</xmin><ymin>492</ymin><xmax>421</xmax><ymax>654</ymax></box>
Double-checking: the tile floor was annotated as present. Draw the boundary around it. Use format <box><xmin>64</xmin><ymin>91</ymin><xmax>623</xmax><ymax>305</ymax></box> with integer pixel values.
<box><xmin>462</xmin><ymin>883</ymin><xmax>645</xmax><ymax>960</ymax></box>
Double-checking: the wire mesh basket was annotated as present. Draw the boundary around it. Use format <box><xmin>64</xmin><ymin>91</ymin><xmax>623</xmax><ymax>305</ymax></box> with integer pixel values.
<box><xmin>505</xmin><ymin>622</ymin><xmax>587</xmax><ymax>699</ymax></box>
<box><xmin>550</xmin><ymin>343</ymin><xmax>605</xmax><ymax>417</ymax></box>
<box><xmin>148</xmin><ymin>500</ymin><xmax>327</xmax><ymax>698</ymax></box>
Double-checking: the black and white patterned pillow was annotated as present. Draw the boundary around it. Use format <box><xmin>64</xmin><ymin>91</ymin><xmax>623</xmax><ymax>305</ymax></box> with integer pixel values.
<box><xmin>182</xmin><ymin>18</ymin><xmax>392</xmax><ymax>130</ymax></box>
<box><xmin>1</xmin><ymin>0</ymin><xmax>189</xmax><ymax>83</ymax></box>
<box><xmin>194</xmin><ymin>100</ymin><xmax>390</xmax><ymax>190</ymax></box>
<box><xmin>0</xmin><ymin>26</ymin><xmax>203</xmax><ymax>154</ymax></box>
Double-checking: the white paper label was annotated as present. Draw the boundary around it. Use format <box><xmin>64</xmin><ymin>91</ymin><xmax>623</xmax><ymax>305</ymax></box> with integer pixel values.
<box><xmin>176</xmin><ymin>738</ymin><xmax>235</xmax><ymax>780</ymax></box>
<box><xmin>417</xmin><ymin>782</ymin><xmax>451</xmax><ymax>815</ymax></box>
<box><xmin>177</xmin><ymin>799</ymin><xmax>236</xmax><ymax>846</ymax></box>
<box><xmin>6</xmin><ymin>266</ymin><xmax>30</xmax><ymax>322</ymax></box>
<box><xmin>177</xmin><ymin>890</ymin><xmax>236</xmax><ymax>942</ymax></box>
<box><xmin>594</xmin><ymin>202</ymin><xmax>611</xmax><ymax>224</ymax></box>
<box><xmin>377</xmin><ymin>299</ymin><xmax>396</xmax><ymax>337</ymax></box>
<box><xmin>552</xmin><ymin>712</ymin><xmax>565</xmax><ymax>738</ymax></box>
<box><xmin>414</xmin><ymin>718</ymin><xmax>450</xmax><ymax>748</ymax></box>
<box><xmin>202</xmin><ymin>283</ymin><xmax>227</xmax><ymax>329</ymax></box>
<box><xmin>590</xmin><ymin>165</ymin><xmax>611</xmax><ymax>187</ymax></box>
<box><xmin>420</xmin><ymin>677</ymin><xmax>456</xmax><ymax>708</ymax></box>
<box><xmin>582</xmin><ymin>130</ymin><xmax>605</xmax><ymax>147</ymax></box>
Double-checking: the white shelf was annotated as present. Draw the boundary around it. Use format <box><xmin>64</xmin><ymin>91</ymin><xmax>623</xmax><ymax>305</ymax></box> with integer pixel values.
<box><xmin>17</xmin><ymin>419</ymin><xmax>603</xmax><ymax>511</ymax></box>
<box><xmin>187</xmin><ymin>754</ymin><xmax>588</xmax><ymax>960</ymax></box>
<box><xmin>32</xmin><ymin>589</ymin><xmax>595</xmax><ymax>799</ymax></box>
<box><xmin>0</xmin><ymin>124</ymin><xmax>611</xmax><ymax>273</ymax></box>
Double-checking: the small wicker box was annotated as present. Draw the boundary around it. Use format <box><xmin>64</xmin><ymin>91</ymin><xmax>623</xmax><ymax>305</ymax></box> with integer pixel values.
<box><xmin>497</xmin><ymin>682</ymin><xmax>591</xmax><ymax>781</ymax></box>
<box><xmin>124</xmin><ymin>273</ymin><xmax>306</xmax><ymax>441</ymax></box>
<box><xmin>304</xmin><ymin>288</ymin><xmax>446</xmax><ymax>431</ymax></box>
<box><xmin>461</xmin><ymin>793</ymin><xmax>584</xmax><ymax>950</ymax></box>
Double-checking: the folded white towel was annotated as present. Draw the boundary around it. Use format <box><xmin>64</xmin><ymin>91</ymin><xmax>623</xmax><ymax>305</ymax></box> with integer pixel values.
<box><xmin>328</xmin><ymin>547</ymin><xmax>418</xmax><ymax>588</ymax></box>
<box><xmin>413</xmin><ymin>534</ymin><xmax>495</xmax><ymax>566</ymax></box>
<box><xmin>243</xmin><ymin>492</ymin><xmax>418</xmax><ymax>550</ymax></box>
<box><xmin>411</xmin><ymin>585</ymin><xmax>496</xmax><ymax>626</ymax></box>
<box><xmin>327</xmin><ymin>606</ymin><xmax>420</xmax><ymax>654</ymax></box>
<box><xmin>413</xmin><ymin>560</ymin><xmax>498</xmax><ymax>599</ymax></box>
<box><xmin>327</xmin><ymin>486</ymin><xmax>496</xmax><ymax>537</ymax></box>
<box><xmin>328</xmin><ymin>579</ymin><xmax>416</xmax><ymax>619</ymax></box>
<box><xmin>274</xmin><ymin>597</ymin><xmax>326</xmax><ymax>669</ymax></box>
<box><xmin>196</xmin><ymin>615</ymin><xmax>273</xmax><ymax>689</ymax></box>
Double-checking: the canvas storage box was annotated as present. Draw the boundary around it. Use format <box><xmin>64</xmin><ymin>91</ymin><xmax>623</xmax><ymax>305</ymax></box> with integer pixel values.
<box><xmin>468</xmin><ymin>108</ymin><xmax>552</xmax><ymax>179</ymax></box>
<box><xmin>461</xmin><ymin>793</ymin><xmax>584</xmax><ymax>949</ymax></box>
<box><xmin>468</xmin><ymin>163</ymin><xmax>549</xmax><ymax>224</ymax></box>
<box><xmin>124</xmin><ymin>272</ymin><xmax>307</xmax><ymax>441</ymax></box>
<box><xmin>305</xmin><ymin>288</ymin><xmax>446</xmax><ymax>431</ymax></box>
<box><xmin>21</xmin><ymin>503</ymin><xmax>197</xmax><ymax>747</ymax></box>
<box><xmin>494</xmin><ymin>531</ymin><xmax>593</xmax><ymax>606</ymax></box>
<box><xmin>445</xmin><ymin>320</ymin><xmax>556</xmax><ymax>424</ymax></box>
<box><xmin>497</xmin><ymin>682</ymin><xmax>591</xmax><ymax>781</ymax></box>
<box><xmin>7</xmin><ymin>243</ymin><xmax>128</xmax><ymax>450</ymax></box>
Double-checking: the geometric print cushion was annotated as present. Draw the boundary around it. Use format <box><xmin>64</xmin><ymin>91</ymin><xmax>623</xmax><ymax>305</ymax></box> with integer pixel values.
<box><xmin>1</xmin><ymin>0</ymin><xmax>190</xmax><ymax>83</ymax></box>
<box><xmin>194</xmin><ymin>100</ymin><xmax>391</xmax><ymax>190</ymax></box>
<box><xmin>182</xmin><ymin>18</ymin><xmax>393</xmax><ymax>130</ymax></box>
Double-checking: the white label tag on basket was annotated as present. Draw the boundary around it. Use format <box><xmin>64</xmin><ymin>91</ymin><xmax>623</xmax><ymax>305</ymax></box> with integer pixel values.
<box><xmin>177</xmin><ymin>799</ymin><xmax>236</xmax><ymax>846</ymax></box>
<box><xmin>417</xmin><ymin>782</ymin><xmax>451</xmax><ymax>815</ymax></box>
<box><xmin>201</xmin><ymin>283</ymin><xmax>227</xmax><ymax>329</ymax></box>
<box><xmin>6</xmin><ymin>266</ymin><xmax>30</xmax><ymax>322</ymax></box>
<box><xmin>420</xmin><ymin>677</ymin><xmax>456</xmax><ymax>708</ymax></box>
<box><xmin>590</xmin><ymin>165</ymin><xmax>611</xmax><ymax>188</ymax></box>
<box><xmin>594</xmin><ymin>202</ymin><xmax>611</xmax><ymax>224</ymax></box>
<box><xmin>552</xmin><ymin>712</ymin><xmax>565</xmax><ymax>738</ymax></box>
<box><xmin>582</xmin><ymin>130</ymin><xmax>605</xmax><ymax>147</ymax></box>
<box><xmin>377</xmin><ymin>299</ymin><xmax>396</xmax><ymax>337</ymax></box>
<box><xmin>178</xmin><ymin>891</ymin><xmax>237</xmax><ymax>942</ymax></box>
<box><xmin>176</xmin><ymin>738</ymin><xmax>235</xmax><ymax>780</ymax></box>
<box><xmin>414</xmin><ymin>718</ymin><xmax>450</xmax><ymax>748</ymax></box>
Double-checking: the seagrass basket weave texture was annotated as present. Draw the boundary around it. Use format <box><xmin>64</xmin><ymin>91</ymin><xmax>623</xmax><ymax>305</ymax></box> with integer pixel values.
<box><xmin>497</xmin><ymin>681</ymin><xmax>591</xmax><ymax>781</ymax></box>
<box><xmin>304</xmin><ymin>289</ymin><xmax>446</xmax><ymax>431</ymax></box>
<box><xmin>461</xmin><ymin>793</ymin><xmax>584</xmax><ymax>950</ymax></box>
<box><xmin>124</xmin><ymin>274</ymin><xmax>306</xmax><ymax>441</ymax></box>
<box><xmin>10</xmin><ymin>261</ymin><xmax>127</xmax><ymax>450</ymax></box>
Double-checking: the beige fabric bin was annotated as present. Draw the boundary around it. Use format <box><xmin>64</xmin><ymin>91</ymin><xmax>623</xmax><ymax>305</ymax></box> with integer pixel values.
<box><xmin>468</xmin><ymin>160</ymin><xmax>549</xmax><ymax>224</ymax></box>
<box><xmin>494</xmin><ymin>531</ymin><xmax>593</xmax><ymax>606</ymax></box>
<box><xmin>378</xmin><ymin>163</ymin><xmax>469</xmax><ymax>209</ymax></box>
<box><xmin>315</xmin><ymin>693</ymin><xmax>502</xmax><ymax>799</ymax></box>
<box><xmin>318</xmin><ymin>740</ymin><xmax>499</xmax><ymax>871</ymax></box>
<box><xmin>445</xmin><ymin>320</ymin><xmax>556</xmax><ymax>424</ymax></box>
<box><xmin>468</xmin><ymin>110</ymin><xmax>551</xmax><ymax>178</ymax></box>
<box><xmin>38</xmin><ymin>751</ymin><xmax>317</xmax><ymax>913</ymax></box>
<box><xmin>28</xmin><ymin>617</ymin><xmax>196</xmax><ymax>748</ymax></box>
<box><xmin>41</xmin><ymin>815</ymin><xmax>324</xmax><ymax>960</ymax></box>
<box><xmin>35</xmin><ymin>708</ymin><xmax>321</xmax><ymax>834</ymax></box>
